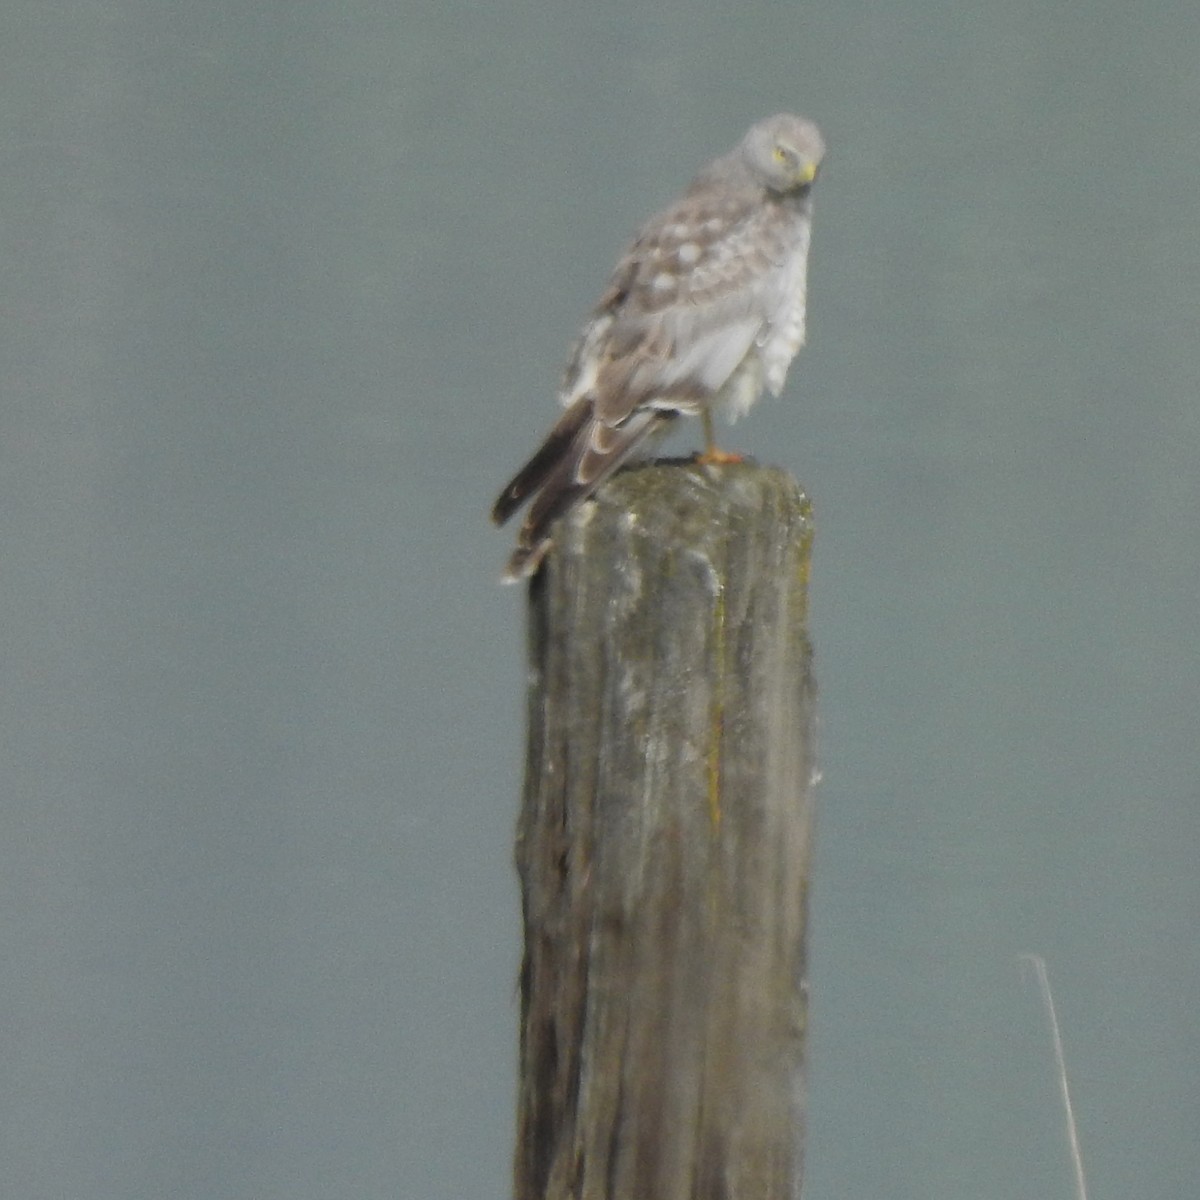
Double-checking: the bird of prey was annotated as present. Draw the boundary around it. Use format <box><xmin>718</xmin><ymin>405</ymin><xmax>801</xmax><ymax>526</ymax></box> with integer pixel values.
<box><xmin>492</xmin><ymin>113</ymin><xmax>825</xmax><ymax>581</ymax></box>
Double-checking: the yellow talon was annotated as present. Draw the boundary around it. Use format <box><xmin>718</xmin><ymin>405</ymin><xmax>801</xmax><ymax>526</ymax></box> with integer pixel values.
<box><xmin>695</xmin><ymin>410</ymin><xmax>744</xmax><ymax>466</ymax></box>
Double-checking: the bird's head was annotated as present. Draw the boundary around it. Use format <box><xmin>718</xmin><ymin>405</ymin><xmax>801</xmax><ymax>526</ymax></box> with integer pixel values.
<box><xmin>742</xmin><ymin>114</ymin><xmax>825</xmax><ymax>195</ymax></box>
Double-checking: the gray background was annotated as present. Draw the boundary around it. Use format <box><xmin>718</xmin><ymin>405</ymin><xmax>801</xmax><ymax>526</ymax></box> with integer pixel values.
<box><xmin>4</xmin><ymin>2</ymin><xmax>1197</xmax><ymax>1198</ymax></box>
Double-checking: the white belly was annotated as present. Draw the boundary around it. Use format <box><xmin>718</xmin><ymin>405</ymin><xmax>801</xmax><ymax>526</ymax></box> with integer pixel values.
<box><xmin>759</xmin><ymin>228</ymin><xmax>810</xmax><ymax>398</ymax></box>
<box><xmin>718</xmin><ymin>227</ymin><xmax>810</xmax><ymax>421</ymax></box>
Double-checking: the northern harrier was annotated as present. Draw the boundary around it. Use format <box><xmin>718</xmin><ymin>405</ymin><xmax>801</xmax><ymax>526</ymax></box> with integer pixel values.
<box><xmin>492</xmin><ymin>113</ymin><xmax>825</xmax><ymax>581</ymax></box>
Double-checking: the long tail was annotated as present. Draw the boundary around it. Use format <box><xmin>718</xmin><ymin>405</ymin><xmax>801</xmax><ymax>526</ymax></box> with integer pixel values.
<box><xmin>492</xmin><ymin>397</ymin><xmax>670</xmax><ymax>582</ymax></box>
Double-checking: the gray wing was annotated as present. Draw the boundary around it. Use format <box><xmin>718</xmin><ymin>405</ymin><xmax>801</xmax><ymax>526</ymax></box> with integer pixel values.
<box><xmin>571</xmin><ymin>184</ymin><xmax>795</xmax><ymax>420</ymax></box>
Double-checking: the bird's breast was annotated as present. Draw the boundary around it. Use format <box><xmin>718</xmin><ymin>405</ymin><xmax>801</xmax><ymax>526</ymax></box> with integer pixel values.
<box><xmin>758</xmin><ymin>229</ymin><xmax>811</xmax><ymax>397</ymax></box>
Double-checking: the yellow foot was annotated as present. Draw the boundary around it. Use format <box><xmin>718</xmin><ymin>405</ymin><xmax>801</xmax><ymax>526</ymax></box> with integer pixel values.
<box><xmin>696</xmin><ymin>410</ymin><xmax>742</xmax><ymax>465</ymax></box>
<box><xmin>695</xmin><ymin>447</ymin><xmax>744</xmax><ymax>466</ymax></box>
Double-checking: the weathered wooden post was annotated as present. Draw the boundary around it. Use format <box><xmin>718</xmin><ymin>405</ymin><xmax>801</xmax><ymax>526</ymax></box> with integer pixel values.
<box><xmin>513</xmin><ymin>462</ymin><xmax>817</xmax><ymax>1200</ymax></box>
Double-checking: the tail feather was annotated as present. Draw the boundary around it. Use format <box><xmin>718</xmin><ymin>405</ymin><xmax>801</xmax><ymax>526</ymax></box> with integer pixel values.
<box><xmin>491</xmin><ymin>397</ymin><xmax>593</xmax><ymax>527</ymax></box>
<box><xmin>499</xmin><ymin>407</ymin><xmax>670</xmax><ymax>581</ymax></box>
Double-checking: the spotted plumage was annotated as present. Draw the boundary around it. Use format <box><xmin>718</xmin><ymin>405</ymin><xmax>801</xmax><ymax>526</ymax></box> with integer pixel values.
<box><xmin>492</xmin><ymin>113</ymin><xmax>825</xmax><ymax>581</ymax></box>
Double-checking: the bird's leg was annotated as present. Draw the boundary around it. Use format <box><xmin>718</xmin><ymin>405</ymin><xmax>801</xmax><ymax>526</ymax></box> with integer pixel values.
<box><xmin>695</xmin><ymin>408</ymin><xmax>743</xmax><ymax>466</ymax></box>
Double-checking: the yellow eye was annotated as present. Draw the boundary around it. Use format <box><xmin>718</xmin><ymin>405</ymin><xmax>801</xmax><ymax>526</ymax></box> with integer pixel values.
<box><xmin>773</xmin><ymin>145</ymin><xmax>788</xmax><ymax>162</ymax></box>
